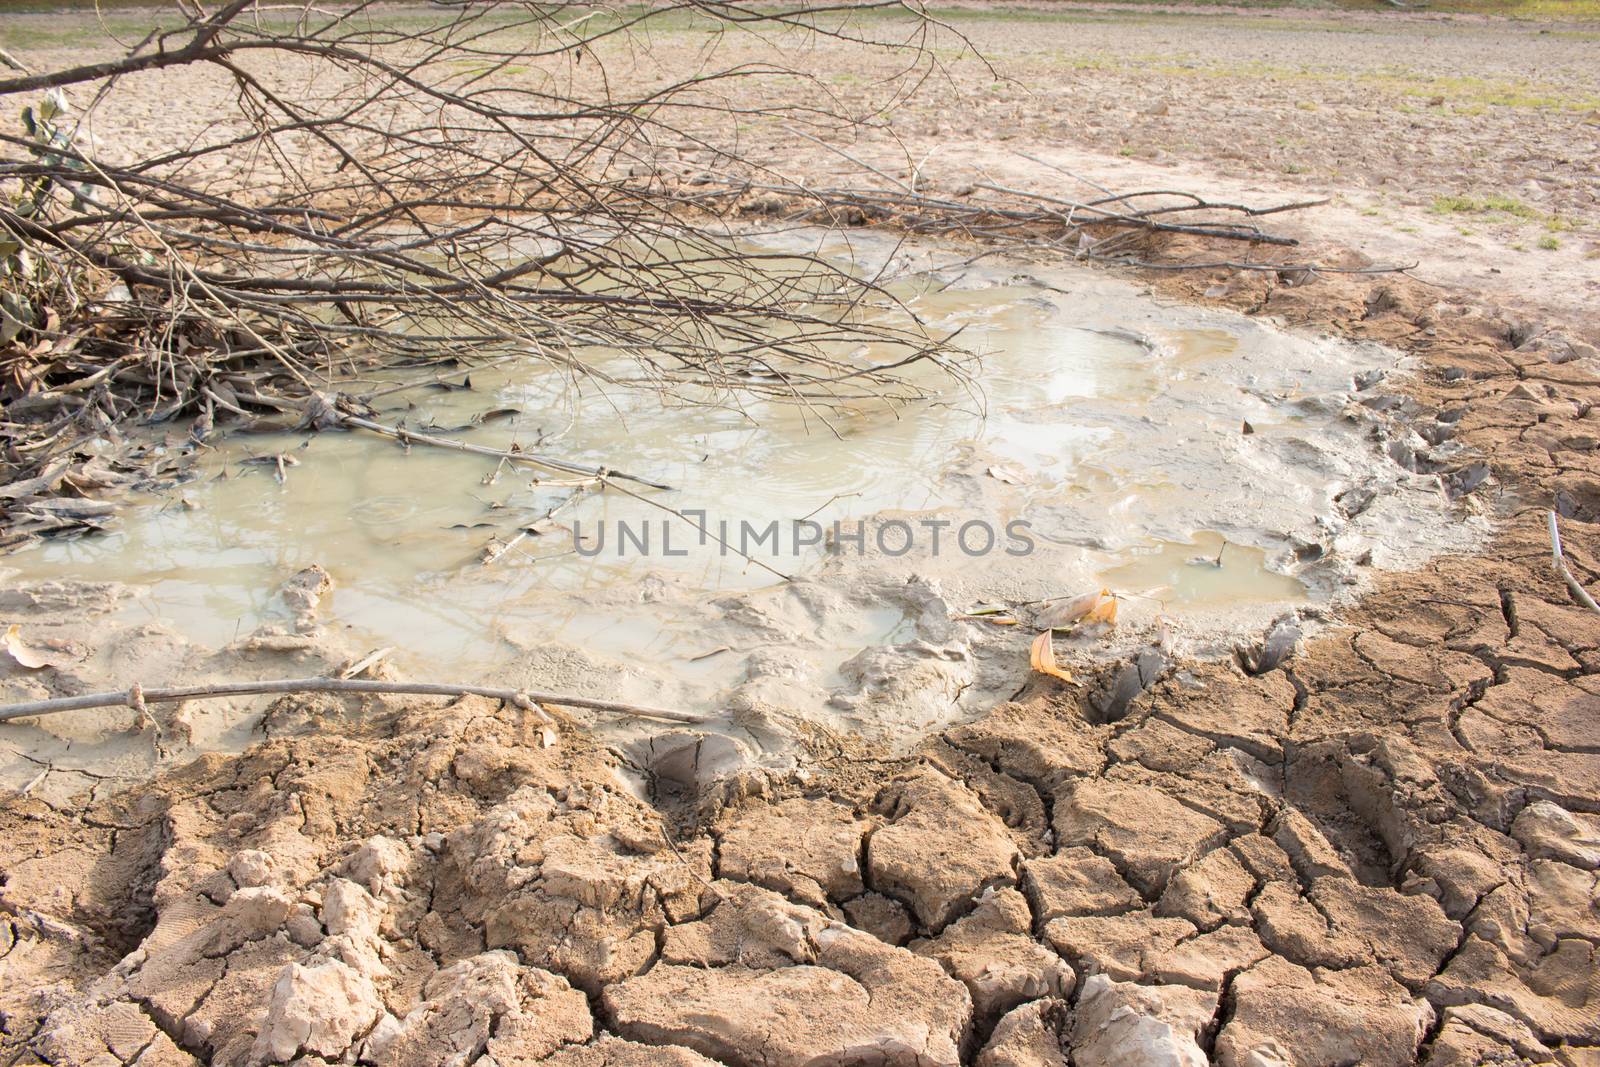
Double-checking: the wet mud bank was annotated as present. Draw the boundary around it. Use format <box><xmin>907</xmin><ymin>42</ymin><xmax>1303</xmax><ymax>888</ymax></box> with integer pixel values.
<box><xmin>4</xmin><ymin>243</ymin><xmax>1599</xmax><ymax>1066</ymax></box>
<box><xmin>3</xmin><ymin>2</ymin><xmax>1599</xmax><ymax>1061</ymax></box>
<box><xmin>0</xmin><ymin>238</ymin><xmax>1487</xmax><ymax>796</ymax></box>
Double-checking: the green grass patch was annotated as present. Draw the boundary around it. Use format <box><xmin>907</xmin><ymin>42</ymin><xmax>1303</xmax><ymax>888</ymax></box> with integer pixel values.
<box><xmin>1374</xmin><ymin>0</ymin><xmax>1600</xmax><ymax>16</ymax></box>
<box><xmin>1428</xmin><ymin>194</ymin><xmax>1589</xmax><ymax>238</ymax></box>
<box><xmin>0</xmin><ymin>13</ymin><xmax>170</xmax><ymax>50</ymax></box>
<box><xmin>1035</xmin><ymin>51</ymin><xmax>1600</xmax><ymax>113</ymax></box>
<box><xmin>1429</xmin><ymin>194</ymin><xmax>1540</xmax><ymax>219</ymax></box>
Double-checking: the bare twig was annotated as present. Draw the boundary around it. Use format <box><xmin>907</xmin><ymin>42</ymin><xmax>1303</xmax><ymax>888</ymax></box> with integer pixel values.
<box><xmin>339</xmin><ymin>647</ymin><xmax>392</xmax><ymax>679</ymax></box>
<box><xmin>1011</xmin><ymin>150</ymin><xmax>1114</xmax><ymax>196</ymax></box>
<box><xmin>691</xmin><ymin>178</ymin><xmax>1328</xmax><ymax>250</ymax></box>
<box><xmin>1548</xmin><ymin>510</ymin><xmax>1600</xmax><ymax>614</ymax></box>
<box><xmin>1087</xmin><ymin>255</ymin><xmax>1418</xmax><ymax>275</ymax></box>
<box><xmin>482</xmin><ymin>482</ymin><xmax>594</xmax><ymax>566</ymax></box>
<box><xmin>0</xmin><ymin>676</ymin><xmax>709</xmax><ymax>724</ymax></box>
<box><xmin>336</xmin><ymin>412</ymin><xmax>671</xmax><ymax>491</ymax></box>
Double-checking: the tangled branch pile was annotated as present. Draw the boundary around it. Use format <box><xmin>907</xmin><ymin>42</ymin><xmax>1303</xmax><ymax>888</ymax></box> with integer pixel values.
<box><xmin>0</xmin><ymin>0</ymin><xmax>1358</xmax><ymax>552</ymax></box>
<box><xmin>0</xmin><ymin>0</ymin><xmax>976</xmax><ymax>547</ymax></box>
<box><xmin>693</xmin><ymin>176</ymin><xmax>1331</xmax><ymax>261</ymax></box>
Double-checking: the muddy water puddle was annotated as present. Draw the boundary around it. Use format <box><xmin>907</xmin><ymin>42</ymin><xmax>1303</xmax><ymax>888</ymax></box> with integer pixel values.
<box><xmin>0</xmin><ymin>235</ymin><xmax>1488</xmax><ymax>781</ymax></box>
<box><xmin>1099</xmin><ymin>533</ymin><xmax>1307</xmax><ymax>607</ymax></box>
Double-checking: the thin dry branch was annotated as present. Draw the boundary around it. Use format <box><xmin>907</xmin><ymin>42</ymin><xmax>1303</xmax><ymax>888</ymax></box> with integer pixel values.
<box><xmin>1548</xmin><ymin>509</ymin><xmax>1600</xmax><ymax>615</ymax></box>
<box><xmin>239</xmin><ymin>388</ymin><xmax>675</xmax><ymax>491</ymax></box>
<box><xmin>0</xmin><ymin>676</ymin><xmax>709</xmax><ymax>724</ymax></box>
<box><xmin>672</xmin><ymin>175</ymin><xmax>1383</xmax><ymax>274</ymax></box>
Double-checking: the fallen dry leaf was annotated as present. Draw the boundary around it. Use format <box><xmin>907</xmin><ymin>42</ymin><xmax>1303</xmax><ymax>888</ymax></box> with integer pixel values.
<box><xmin>959</xmin><ymin>603</ymin><xmax>1019</xmax><ymax>624</ymax></box>
<box><xmin>1029</xmin><ymin>629</ymin><xmax>1077</xmax><ymax>684</ymax></box>
<box><xmin>1083</xmin><ymin>591</ymin><xmax>1118</xmax><ymax>626</ymax></box>
<box><xmin>986</xmin><ymin>465</ymin><xmax>1030</xmax><ymax>486</ymax></box>
<box><xmin>1035</xmin><ymin>588</ymin><xmax>1118</xmax><ymax>630</ymax></box>
<box><xmin>2</xmin><ymin>624</ymin><xmax>70</xmax><ymax>669</ymax></box>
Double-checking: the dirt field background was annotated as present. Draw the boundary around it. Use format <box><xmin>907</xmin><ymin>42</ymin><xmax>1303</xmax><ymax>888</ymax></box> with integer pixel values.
<box><xmin>6</xmin><ymin>0</ymin><xmax>1595</xmax><ymax>320</ymax></box>
<box><xmin>2</xmin><ymin>4</ymin><xmax>1599</xmax><ymax>1066</ymax></box>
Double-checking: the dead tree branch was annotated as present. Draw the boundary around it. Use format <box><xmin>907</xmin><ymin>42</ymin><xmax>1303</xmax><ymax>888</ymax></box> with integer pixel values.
<box><xmin>0</xmin><ymin>676</ymin><xmax>708</xmax><ymax>724</ymax></box>
<box><xmin>1548</xmin><ymin>509</ymin><xmax>1600</xmax><ymax>615</ymax></box>
<box><xmin>0</xmin><ymin>0</ymin><xmax>977</xmax><ymax>542</ymax></box>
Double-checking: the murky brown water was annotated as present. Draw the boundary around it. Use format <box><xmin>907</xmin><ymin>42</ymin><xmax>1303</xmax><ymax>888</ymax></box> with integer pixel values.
<box><xmin>2</xmin><ymin>235</ymin><xmax>1482</xmax><ymax>740</ymax></box>
<box><xmin>1100</xmin><ymin>533</ymin><xmax>1306</xmax><ymax>607</ymax></box>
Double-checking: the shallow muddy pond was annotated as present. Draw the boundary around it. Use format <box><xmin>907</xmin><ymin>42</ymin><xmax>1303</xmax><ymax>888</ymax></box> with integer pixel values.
<box><xmin>1</xmin><ymin>234</ymin><xmax>1485</xmax><ymax>772</ymax></box>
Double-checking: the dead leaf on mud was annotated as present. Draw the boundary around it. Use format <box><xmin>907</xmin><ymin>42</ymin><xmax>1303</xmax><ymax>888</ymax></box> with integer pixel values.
<box><xmin>1029</xmin><ymin>629</ymin><xmax>1077</xmax><ymax>684</ymax></box>
<box><xmin>1035</xmin><ymin>588</ymin><xmax>1118</xmax><ymax>630</ymax></box>
<box><xmin>2</xmin><ymin>624</ymin><xmax>74</xmax><ymax>669</ymax></box>
<box><xmin>986</xmin><ymin>465</ymin><xmax>1030</xmax><ymax>486</ymax></box>
<box><xmin>958</xmin><ymin>603</ymin><xmax>1019</xmax><ymax>625</ymax></box>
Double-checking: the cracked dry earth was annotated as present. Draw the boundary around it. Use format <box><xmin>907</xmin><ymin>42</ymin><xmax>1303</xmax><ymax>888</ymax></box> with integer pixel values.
<box><xmin>5</xmin><ymin>125</ymin><xmax>1600</xmax><ymax>1067</ymax></box>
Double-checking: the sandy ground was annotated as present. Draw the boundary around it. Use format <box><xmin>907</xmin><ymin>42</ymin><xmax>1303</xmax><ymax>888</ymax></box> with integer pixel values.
<box><xmin>7</xmin><ymin>2</ymin><xmax>1598</xmax><ymax>328</ymax></box>
<box><xmin>743</xmin><ymin>5</ymin><xmax>1600</xmax><ymax>328</ymax></box>
<box><xmin>3</xmin><ymin>5</ymin><xmax>1600</xmax><ymax>1066</ymax></box>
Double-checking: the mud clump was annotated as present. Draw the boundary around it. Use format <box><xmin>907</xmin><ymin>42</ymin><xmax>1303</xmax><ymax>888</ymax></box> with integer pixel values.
<box><xmin>866</xmin><ymin>770</ymin><xmax>1023</xmax><ymax>931</ymax></box>
<box><xmin>605</xmin><ymin>880</ymin><xmax>971</xmax><ymax>1065</ymax></box>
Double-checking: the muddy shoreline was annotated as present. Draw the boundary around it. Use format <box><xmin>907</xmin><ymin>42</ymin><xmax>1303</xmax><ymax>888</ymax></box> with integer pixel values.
<box><xmin>4</xmin><ymin>5</ymin><xmax>1600</xmax><ymax>1066</ymax></box>
<box><xmin>0</xmin><ymin>238</ymin><xmax>1491</xmax><ymax>796</ymax></box>
<box><xmin>4</xmin><ymin>233</ymin><xmax>1597</xmax><ymax>1065</ymax></box>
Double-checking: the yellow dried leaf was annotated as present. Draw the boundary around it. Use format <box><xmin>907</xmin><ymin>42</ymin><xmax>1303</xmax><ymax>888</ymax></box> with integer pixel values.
<box><xmin>1029</xmin><ymin>629</ymin><xmax>1077</xmax><ymax>684</ymax></box>
<box><xmin>2</xmin><ymin>624</ymin><xmax>62</xmax><ymax>669</ymax></box>
<box><xmin>1035</xmin><ymin>588</ymin><xmax>1118</xmax><ymax>630</ymax></box>
<box><xmin>1083</xmin><ymin>589</ymin><xmax>1119</xmax><ymax>626</ymax></box>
